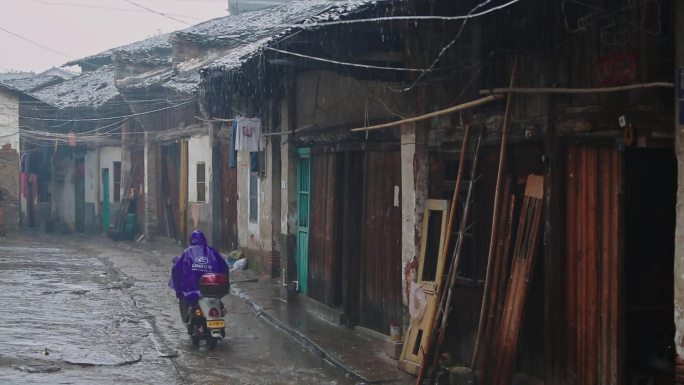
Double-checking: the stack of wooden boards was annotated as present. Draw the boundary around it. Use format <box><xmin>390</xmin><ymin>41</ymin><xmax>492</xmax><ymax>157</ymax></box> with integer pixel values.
<box><xmin>483</xmin><ymin>174</ymin><xmax>544</xmax><ymax>385</ymax></box>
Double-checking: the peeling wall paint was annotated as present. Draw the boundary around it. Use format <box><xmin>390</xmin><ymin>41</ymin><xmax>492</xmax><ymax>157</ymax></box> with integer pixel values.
<box><xmin>400</xmin><ymin>123</ymin><xmax>428</xmax><ymax>306</ymax></box>
<box><xmin>236</xmin><ymin>149</ymin><xmax>256</xmax><ymax>247</ymax></box>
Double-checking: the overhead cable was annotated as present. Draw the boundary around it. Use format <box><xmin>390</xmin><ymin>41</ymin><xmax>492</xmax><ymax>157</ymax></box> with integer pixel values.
<box><xmin>19</xmin><ymin>98</ymin><xmax>196</xmax><ymax>122</ymax></box>
<box><xmin>123</xmin><ymin>0</ymin><xmax>193</xmax><ymax>25</ymax></box>
<box><xmin>402</xmin><ymin>0</ymin><xmax>522</xmax><ymax>92</ymax></box>
<box><xmin>0</xmin><ymin>25</ymin><xmax>75</xmax><ymax>59</ymax></box>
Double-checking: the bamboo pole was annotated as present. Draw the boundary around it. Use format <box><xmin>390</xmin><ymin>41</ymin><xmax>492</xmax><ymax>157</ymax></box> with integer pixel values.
<box><xmin>414</xmin><ymin>123</ymin><xmax>471</xmax><ymax>385</ymax></box>
<box><xmin>471</xmin><ymin>57</ymin><xmax>518</xmax><ymax>369</ymax></box>
<box><xmin>440</xmin><ymin>122</ymin><xmax>470</xmax><ymax>288</ymax></box>
<box><xmin>479</xmin><ymin>178</ymin><xmax>512</xmax><ymax>382</ymax></box>
<box><xmin>350</xmin><ymin>95</ymin><xmax>502</xmax><ymax>132</ymax></box>
<box><xmin>478</xmin><ymin>81</ymin><xmax>673</xmax><ymax>95</ymax></box>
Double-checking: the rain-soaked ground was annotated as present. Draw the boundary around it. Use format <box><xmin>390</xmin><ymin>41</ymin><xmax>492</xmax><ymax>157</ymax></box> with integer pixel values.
<box><xmin>0</xmin><ymin>233</ymin><xmax>354</xmax><ymax>385</ymax></box>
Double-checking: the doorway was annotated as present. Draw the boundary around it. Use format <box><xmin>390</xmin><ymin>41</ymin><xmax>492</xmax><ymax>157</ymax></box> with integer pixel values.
<box><xmin>623</xmin><ymin>148</ymin><xmax>676</xmax><ymax>383</ymax></box>
<box><xmin>565</xmin><ymin>145</ymin><xmax>677</xmax><ymax>384</ymax></box>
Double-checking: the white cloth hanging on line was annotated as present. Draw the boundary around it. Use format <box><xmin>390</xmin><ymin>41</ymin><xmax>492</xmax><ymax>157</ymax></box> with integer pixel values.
<box><xmin>234</xmin><ymin>115</ymin><xmax>262</xmax><ymax>152</ymax></box>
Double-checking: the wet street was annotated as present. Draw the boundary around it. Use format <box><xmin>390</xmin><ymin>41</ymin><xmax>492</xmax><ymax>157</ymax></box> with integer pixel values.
<box><xmin>0</xmin><ymin>234</ymin><xmax>353</xmax><ymax>385</ymax></box>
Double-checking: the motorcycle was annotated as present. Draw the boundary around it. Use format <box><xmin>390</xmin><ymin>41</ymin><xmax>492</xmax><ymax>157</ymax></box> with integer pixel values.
<box><xmin>186</xmin><ymin>273</ymin><xmax>230</xmax><ymax>349</ymax></box>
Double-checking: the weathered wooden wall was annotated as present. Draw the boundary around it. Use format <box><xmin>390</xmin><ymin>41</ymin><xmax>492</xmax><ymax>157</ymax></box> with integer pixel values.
<box><xmin>566</xmin><ymin>145</ymin><xmax>622</xmax><ymax>385</ymax></box>
<box><xmin>220</xmin><ymin>143</ymin><xmax>238</xmax><ymax>251</ymax></box>
<box><xmin>359</xmin><ymin>150</ymin><xmax>403</xmax><ymax>333</ymax></box>
<box><xmin>308</xmin><ymin>152</ymin><xmax>340</xmax><ymax>307</ymax></box>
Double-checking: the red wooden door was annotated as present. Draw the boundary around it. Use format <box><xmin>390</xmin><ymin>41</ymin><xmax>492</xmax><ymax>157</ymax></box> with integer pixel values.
<box><xmin>566</xmin><ymin>146</ymin><xmax>622</xmax><ymax>385</ymax></box>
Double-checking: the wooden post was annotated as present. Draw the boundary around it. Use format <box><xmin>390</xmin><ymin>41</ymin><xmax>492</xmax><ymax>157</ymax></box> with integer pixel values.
<box><xmin>471</xmin><ymin>56</ymin><xmax>518</xmax><ymax>369</ymax></box>
<box><xmin>179</xmin><ymin>139</ymin><xmax>188</xmax><ymax>245</ymax></box>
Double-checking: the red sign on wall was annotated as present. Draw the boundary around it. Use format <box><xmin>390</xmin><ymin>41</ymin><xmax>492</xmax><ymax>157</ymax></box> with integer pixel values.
<box><xmin>594</xmin><ymin>52</ymin><xmax>637</xmax><ymax>86</ymax></box>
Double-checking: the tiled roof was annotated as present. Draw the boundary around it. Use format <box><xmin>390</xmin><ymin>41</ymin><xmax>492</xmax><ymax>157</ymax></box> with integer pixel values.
<box><xmin>0</xmin><ymin>75</ymin><xmax>63</xmax><ymax>93</ymax></box>
<box><xmin>33</xmin><ymin>65</ymin><xmax>119</xmax><ymax>109</ymax></box>
<box><xmin>64</xmin><ymin>33</ymin><xmax>173</xmax><ymax>68</ymax></box>
<box><xmin>197</xmin><ymin>0</ymin><xmax>383</xmax><ymax>71</ymax></box>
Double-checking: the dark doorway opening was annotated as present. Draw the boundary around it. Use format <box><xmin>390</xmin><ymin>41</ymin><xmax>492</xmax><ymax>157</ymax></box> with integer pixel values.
<box><xmin>624</xmin><ymin>148</ymin><xmax>676</xmax><ymax>383</ymax></box>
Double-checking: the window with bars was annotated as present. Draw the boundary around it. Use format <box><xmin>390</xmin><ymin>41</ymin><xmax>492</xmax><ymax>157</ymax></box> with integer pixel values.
<box><xmin>197</xmin><ymin>162</ymin><xmax>206</xmax><ymax>202</ymax></box>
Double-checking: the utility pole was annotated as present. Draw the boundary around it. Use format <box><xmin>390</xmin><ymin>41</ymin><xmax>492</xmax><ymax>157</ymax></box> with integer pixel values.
<box><xmin>673</xmin><ymin>0</ymin><xmax>684</xmax><ymax>364</ymax></box>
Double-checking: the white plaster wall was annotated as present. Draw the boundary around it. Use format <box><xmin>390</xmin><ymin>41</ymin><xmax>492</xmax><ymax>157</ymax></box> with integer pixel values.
<box><xmin>0</xmin><ymin>89</ymin><xmax>20</xmax><ymax>153</ymax></box>
<box><xmin>259</xmin><ymin>138</ymin><xmax>274</xmax><ymax>252</ymax></box>
<box><xmin>84</xmin><ymin>150</ymin><xmax>98</xmax><ymax>204</ymax></box>
<box><xmin>237</xmin><ymin>149</ymin><xmax>261</xmax><ymax>248</ymax></box>
<box><xmin>188</xmin><ymin>135</ymin><xmax>212</xmax><ymax>203</ymax></box>
<box><xmin>401</xmin><ymin>125</ymin><xmax>417</xmax><ymax>306</ymax></box>
<box><xmin>99</xmin><ymin>146</ymin><xmax>121</xmax><ymax>203</ymax></box>
<box><xmin>57</xmin><ymin>157</ymin><xmax>76</xmax><ymax>229</ymax></box>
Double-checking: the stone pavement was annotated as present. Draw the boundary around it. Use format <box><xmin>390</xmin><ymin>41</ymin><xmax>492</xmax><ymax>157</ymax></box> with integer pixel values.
<box><xmin>229</xmin><ymin>274</ymin><xmax>414</xmax><ymax>385</ymax></box>
<box><xmin>91</xmin><ymin>235</ymin><xmax>414</xmax><ymax>384</ymax></box>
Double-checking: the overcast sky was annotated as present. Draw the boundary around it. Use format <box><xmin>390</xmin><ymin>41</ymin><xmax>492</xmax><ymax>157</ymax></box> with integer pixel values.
<box><xmin>0</xmin><ymin>0</ymin><xmax>229</xmax><ymax>73</ymax></box>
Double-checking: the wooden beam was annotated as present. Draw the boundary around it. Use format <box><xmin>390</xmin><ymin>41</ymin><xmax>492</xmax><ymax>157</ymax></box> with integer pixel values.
<box><xmin>350</xmin><ymin>95</ymin><xmax>503</xmax><ymax>132</ymax></box>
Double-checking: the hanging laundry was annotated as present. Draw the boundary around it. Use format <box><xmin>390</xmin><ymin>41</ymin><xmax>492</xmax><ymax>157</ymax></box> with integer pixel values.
<box><xmin>228</xmin><ymin>120</ymin><xmax>237</xmax><ymax>168</ymax></box>
<box><xmin>234</xmin><ymin>115</ymin><xmax>262</xmax><ymax>152</ymax></box>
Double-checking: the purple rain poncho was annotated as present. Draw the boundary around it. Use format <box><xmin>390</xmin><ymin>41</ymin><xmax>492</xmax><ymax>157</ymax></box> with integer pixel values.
<box><xmin>170</xmin><ymin>230</ymin><xmax>229</xmax><ymax>304</ymax></box>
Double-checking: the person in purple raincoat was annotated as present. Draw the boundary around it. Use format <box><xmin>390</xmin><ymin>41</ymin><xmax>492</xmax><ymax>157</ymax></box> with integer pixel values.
<box><xmin>171</xmin><ymin>229</ymin><xmax>229</xmax><ymax>323</ymax></box>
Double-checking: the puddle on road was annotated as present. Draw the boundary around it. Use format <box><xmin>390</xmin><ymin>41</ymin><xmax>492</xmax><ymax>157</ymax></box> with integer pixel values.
<box><xmin>0</xmin><ymin>240</ymin><xmax>358</xmax><ymax>385</ymax></box>
<box><xmin>0</xmin><ymin>245</ymin><xmax>159</xmax><ymax>384</ymax></box>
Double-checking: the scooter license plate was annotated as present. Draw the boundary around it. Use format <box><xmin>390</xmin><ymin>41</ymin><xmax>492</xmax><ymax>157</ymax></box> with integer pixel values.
<box><xmin>206</xmin><ymin>320</ymin><xmax>225</xmax><ymax>328</ymax></box>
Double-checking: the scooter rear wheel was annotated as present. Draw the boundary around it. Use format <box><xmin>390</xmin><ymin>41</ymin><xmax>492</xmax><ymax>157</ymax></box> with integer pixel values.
<box><xmin>206</xmin><ymin>337</ymin><xmax>218</xmax><ymax>350</ymax></box>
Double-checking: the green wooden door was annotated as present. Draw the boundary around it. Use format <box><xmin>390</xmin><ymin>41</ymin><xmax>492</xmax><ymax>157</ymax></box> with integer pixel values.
<box><xmin>296</xmin><ymin>148</ymin><xmax>311</xmax><ymax>294</ymax></box>
<box><xmin>102</xmin><ymin>168</ymin><xmax>110</xmax><ymax>230</ymax></box>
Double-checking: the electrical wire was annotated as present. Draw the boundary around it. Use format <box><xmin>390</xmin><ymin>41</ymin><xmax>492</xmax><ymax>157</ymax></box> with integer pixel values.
<box><xmin>18</xmin><ymin>98</ymin><xmax>196</xmax><ymax>121</ymax></box>
<box><xmin>33</xmin><ymin>0</ymin><xmax>204</xmax><ymax>20</ymax></box>
<box><xmin>122</xmin><ymin>0</ymin><xmax>193</xmax><ymax>25</ymax></box>
<box><xmin>264</xmin><ymin>46</ymin><xmax>426</xmax><ymax>72</ymax></box>
<box><xmin>401</xmin><ymin>0</ymin><xmax>522</xmax><ymax>92</ymax></box>
<box><xmin>0</xmin><ymin>26</ymin><xmax>75</xmax><ymax>59</ymax></box>
<box><xmin>214</xmin><ymin>0</ymin><xmax>521</xmax><ymax>74</ymax></box>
